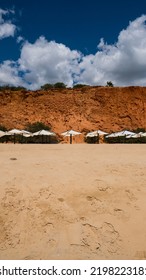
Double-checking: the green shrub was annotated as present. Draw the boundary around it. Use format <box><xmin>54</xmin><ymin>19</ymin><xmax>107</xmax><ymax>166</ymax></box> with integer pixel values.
<box><xmin>0</xmin><ymin>85</ymin><xmax>26</xmax><ymax>91</ymax></box>
<box><xmin>41</xmin><ymin>84</ymin><xmax>54</xmax><ymax>90</ymax></box>
<box><xmin>132</xmin><ymin>128</ymin><xmax>146</xmax><ymax>133</ymax></box>
<box><xmin>73</xmin><ymin>84</ymin><xmax>89</xmax><ymax>88</ymax></box>
<box><xmin>0</xmin><ymin>124</ymin><xmax>7</xmax><ymax>131</ymax></box>
<box><xmin>106</xmin><ymin>81</ymin><xmax>114</xmax><ymax>87</ymax></box>
<box><xmin>40</xmin><ymin>82</ymin><xmax>66</xmax><ymax>90</ymax></box>
<box><xmin>53</xmin><ymin>82</ymin><xmax>66</xmax><ymax>89</ymax></box>
<box><xmin>25</xmin><ymin>122</ymin><xmax>51</xmax><ymax>133</ymax></box>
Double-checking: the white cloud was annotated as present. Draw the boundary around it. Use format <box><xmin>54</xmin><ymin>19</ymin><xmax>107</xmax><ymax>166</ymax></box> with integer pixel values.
<box><xmin>18</xmin><ymin>36</ymin><xmax>81</xmax><ymax>89</ymax></box>
<box><xmin>77</xmin><ymin>15</ymin><xmax>146</xmax><ymax>86</ymax></box>
<box><xmin>0</xmin><ymin>60</ymin><xmax>24</xmax><ymax>86</ymax></box>
<box><xmin>1</xmin><ymin>14</ymin><xmax>146</xmax><ymax>88</ymax></box>
<box><xmin>16</xmin><ymin>35</ymin><xmax>24</xmax><ymax>43</ymax></box>
<box><xmin>0</xmin><ymin>8</ymin><xmax>16</xmax><ymax>39</ymax></box>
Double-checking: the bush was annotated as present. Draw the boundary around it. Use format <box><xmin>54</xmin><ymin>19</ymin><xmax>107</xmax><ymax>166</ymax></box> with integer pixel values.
<box><xmin>41</xmin><ymin>84</ymin><xmax>54</xmax><ymax>90</ymax></box>
<box><xmin>106</xmin><ymin>81</ymin><xmax>114</xmax><ymax>87</ymax></box>
<box><xmin>40</xmin><ymin>82</ymin><xmax>66</xmax><ymax>90</ymax></box>
<box><xmin>53</xmin><ymin>82</ymin><xmax>66</xmax><ymax>89</ymax></box>
<box><xmin>25</xmin><ymin>122</ymin><xmax>51</xmax><ymax>133</ymax></box>
<box><xmin>0</xmin><ymin>85</ymin><xmax>26</xmax><ymax>91</ymax></box>
<box><xmin>0</xmin><ymin>124</ymin><xmax>7</xmax><ymax>131</ymax></box>
<box><xmin>132</xmin><ymin>128</ymin><xmax>146</xmax><ymax>133</ymax></box>
<box><xmin>24</xmin><ymin>122</ymin><xmax>59</xmax><ymax>144</ymax></box>
<box><xmin>73</xmin><ymin>84</ymin><xmax>89</xmax><ymax>88</ymax></box>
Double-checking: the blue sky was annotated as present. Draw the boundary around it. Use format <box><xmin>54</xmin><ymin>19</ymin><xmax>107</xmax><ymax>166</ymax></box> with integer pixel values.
<box><xmin>0</xmin><ymin>0</ymin><xmax>146</xmax><ymax>89</ymax></box>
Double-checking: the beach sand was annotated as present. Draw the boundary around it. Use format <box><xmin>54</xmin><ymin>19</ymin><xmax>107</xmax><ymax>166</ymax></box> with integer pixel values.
<box><xmin>0</xmin><ymin>143</ymin><xmax>146</xmax><ymax>260</ymax></box>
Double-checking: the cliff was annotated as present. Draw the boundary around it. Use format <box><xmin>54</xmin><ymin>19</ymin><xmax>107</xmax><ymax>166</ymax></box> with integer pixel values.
<box><xmin>0</xmin><ymin>86</ymin><xmax>146</xmax><ymax>134</ymax></box>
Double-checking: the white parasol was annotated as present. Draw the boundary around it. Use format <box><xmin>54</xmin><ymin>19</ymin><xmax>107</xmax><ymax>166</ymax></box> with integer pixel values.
<box><xmin>61</xmin><ymin>130</ymin><xmax>81</xmax><ymax>144</ymax></box>
<box><xmin>106</xmin><ymin>130</ymin><xmax>135</xmax><ymax>138</ymax></box>
<box><xmin>86</xmin><ymin>130</ymin><xmax>108</xmax><ymax>137</ymax></box>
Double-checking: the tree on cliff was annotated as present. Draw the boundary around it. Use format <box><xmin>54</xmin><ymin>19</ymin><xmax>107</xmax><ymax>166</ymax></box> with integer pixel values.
<box><xmin>0</xmin><ymin>124</ymin><xmax>7</xmax><ymax>131</ymax></box>
<box><xmin>106</xmin><ymin>81</ymin><xmax>114</xmax><ymax>87</ymax></box>
<box><xmin>41</xmin><ymin>82</ymin><xmax>66</xmax><ymax>90</ymax></box>
<box><xmin>25</xmin><ymin>122</ymin><xmax>51</xmax><ymax>133</ymax></box>
<box><xmin>73</xmin><ymin>84</ymin><xmax>89</xmax><ymax>88</ymax></box>
<box><xmin>0</xmin><ymin>85</ymin><xmax>26</xmax><ymax>91</ymax></box>
<box><xmin>53</xmin><ymin>82</ymin><xmax>66</xmax><ymax>89</ymax></box>
<box><xmin>41</xmin><ymin>84</ymin><xmax>54</xmax><ymax>90</ymax></box>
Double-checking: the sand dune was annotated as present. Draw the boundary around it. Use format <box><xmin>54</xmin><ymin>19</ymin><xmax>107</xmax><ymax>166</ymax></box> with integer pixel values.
<box><xmin>0</xmin><ymin>144</ymin><xmax>146</xmax><ymax>260</ymax></box>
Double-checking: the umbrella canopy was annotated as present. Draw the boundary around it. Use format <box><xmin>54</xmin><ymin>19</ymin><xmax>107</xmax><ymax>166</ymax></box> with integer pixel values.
<box><xmin>6</xmin><ymin>129</ymin><xmax>23</xmax><ymax>135</ymax></box>
<box><xmin>21</xmin><ymin>130</ymin><xmax>31</xmax><ymax>134</ymax></box>
<box><xmin>32</xmin><ymin>129</ymin><xmax>56</xmax><ymax>136</ymax></box>
<box><xmin>32</xmin><ymin>129</ymin><xmax>56</xmax><ymax>144</ymax></box>
<box><xmin>0</xmin><ymin>130</ymin><xmax>5</xmax><ymax>137</ymax></box>
<box><xmin>106</xmin><ymin>130</ymin><xmax>135</xmax><ymax>138</ymax></box>
<box><xmin>126</xmin><ymin>132</ymin><xmax>143</xmax><ymax>138</ymax></box>
<box><xmin>5</xmin><ymin>128</ymin><xmax>25</xmax><ymax>144</ymax></box>
<box><xmin>86</xmin><ymin>130</ymin><xmax>108</xmax><ymax>137</ymax></box>
<box><xmin>61</xmin><ymin>129</ymin><xmax>81</xmax><ymax>137</ymax></box>
<box><xmin>141</xmin><ymin>132</ymin><xmax>146</xmax><ymax>137</ymax></box>
<box><xmin>21</xmin><ymin>130</ymin><xmax>33</xmax><ymax>137</ymax></box>
<box><xmin>61</xmin><ymin>129</ymin><xmax>81</xmax><ymax>144</ymax></box>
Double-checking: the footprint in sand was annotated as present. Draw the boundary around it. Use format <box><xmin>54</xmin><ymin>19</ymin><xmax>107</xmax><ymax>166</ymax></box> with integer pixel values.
<box><xmin>85</xmin><ymin>195</ymin><xmax>109</xmax><ymax>214</ymax></box>
<box><xmin>1</xmin><ymin>188</ymin><xmax>21</xmax><ymax>210</ymax></box>
<box><xmin>125</xmin><ymin>189</ymin><xmax>137</xmax><ymax>201</ymax></box>
<box><xmin>95</xmin><ymin>179</ymin><xmax>111</xmax><ymax>192</ymax></box>
<box><xmin>71</xmin><ymin>222</ymin><xmax>121</xmax><ymax>256</ymax></box>
<box><xmin>58</xmin><ymin>198</ymin><xmax>64</xmax><ymax>202</ymax></box>
<box><xmin>0</xmin><ymin>215</ymin><xmax>21</xmax><ymax>251</ymax></box>
<box><xmin>36</xmin><ymin>187</ymin><xmax>77</xmax><ymax>224</ymax></box>
<box><xmin>113</xmin><ymin>208</ymin><xmax>126</xmax><ymax>218</ymax></box>
<box><xmin>5</xmin><ymin>187</ymin><xmax>20</xmax><ymax>197</ymax></box>
<box><xmin>10</xmin><ymin>157</ymin><xmax>17</xmax><ymax>161</ymax></box>
<box><xmin>0</xmin><ymin>188</ymin><xmax>25</xmax><ymax>251</ymax></box>
<box><xmin>39</xmin><ymin>187</ymin><xmax>52</xmax><ymax>200</ymax></box>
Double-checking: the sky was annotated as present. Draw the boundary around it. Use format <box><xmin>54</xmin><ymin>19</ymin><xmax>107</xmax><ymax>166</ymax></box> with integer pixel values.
<box><xmin>0</xmin><ymin>0</ymin><xmax>146</xmax><ymax>89</ymax></box>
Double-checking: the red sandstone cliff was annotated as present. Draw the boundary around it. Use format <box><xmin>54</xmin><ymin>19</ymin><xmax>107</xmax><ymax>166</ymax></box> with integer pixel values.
<box><xmin>0</xmin><ymin>86</ymin><xmax>146</xmax><ymax>134</ymax></box>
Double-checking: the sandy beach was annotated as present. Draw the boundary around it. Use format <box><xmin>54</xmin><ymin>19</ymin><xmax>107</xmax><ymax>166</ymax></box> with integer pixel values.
<box><xmin>0</xmin><ymin>143</ymin><xmax>146</xmax><ymax>260</ymax></box>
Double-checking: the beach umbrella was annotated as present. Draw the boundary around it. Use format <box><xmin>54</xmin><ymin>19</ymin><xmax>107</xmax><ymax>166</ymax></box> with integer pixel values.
<box><xmin>126</xmin><ymin>132</ymin><xmax>145</xmax><ymax>139</ymax></box>
<box><xmin>0</xmin><ymin>130</ymin><xmax>5</xmax><ymax>137</ymax></box>
<box><xmin>86</xmin><ymin>130</ymin><xmax>108</xmax><ymax>144</ymax></box>
<box><xmin>106</xmin><ymin>130</ymin><xmax>135</xmax><ymax>138</ymax></box>
<box><xmin>130</xmin><ymin>132</ymin><xmax>143</xmax><ymax>138</ymax></box>
<box><xmin>32</xmin><ymin>130</ymin><xmax>56</xmax><ymax>143</ymax></box>
<box><xmin>21</xmin><ymin>129</ymin><xmax>31</xmax><ymax>134</ymax></box>
<box><xmin>126</xmin><ymin>132</ymin><xmax>145</xmax><ymax>143</ymax></box>
<box><xmin>141</xmin><ymin>132</ymin><xmax>146</xmax><ymax>137</ymax></box>
<box><xmin>126</xmin><ymin>134</ymin><xmax>136</xmax><ymax>139</ymax></box>
<box><xmin>86</xmin><ymin>130</ymin><xmax>108</xmax><ymax>137</ymax></box>
<box><xmin>21</xmin><ymin>130</ymin><xmax>33</xmax><ymax>138</ymax></box>
<box><xmin>32</xmin><ymin>129</ymin><xmax>56</xmax><ymax>136</ymax></box>
<box><xmin>6</xmin><ymin>129</ymin><xmax>23</xmax><ymax>144</ymax></box>
<box><xmin>61</xmin><ymin>129</ymin><xmax>81</xmax><ymax>144</ymax></box>
<box><xmin>6</xmin><ymin>129</ymin><xmax>23</xmax><ymax>135</ymax></box>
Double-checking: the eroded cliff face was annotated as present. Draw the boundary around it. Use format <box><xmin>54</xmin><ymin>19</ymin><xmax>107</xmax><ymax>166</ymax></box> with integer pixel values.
<box><xmin>0</xmin><ymin>86</ymin><xmax>146</xmax><ymax>134</ymax></box>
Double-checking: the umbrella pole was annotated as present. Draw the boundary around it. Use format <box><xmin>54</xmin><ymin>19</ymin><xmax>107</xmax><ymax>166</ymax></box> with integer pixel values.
<box><xmin>14</xmin><ymin>133</ymin><xmax>16</xmax><ymax>144</ymax></box>
<box><xmin>70</xmin><ymin>134</ymin><xmax>72</xmax><ymax>144</ymax></box>
<box><xmin>97</xmin><ymin>133</ymin><xmax>99</xmax><ymax>144</ymax></box>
